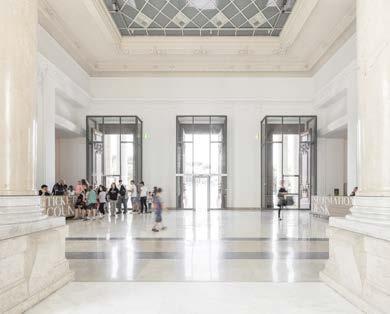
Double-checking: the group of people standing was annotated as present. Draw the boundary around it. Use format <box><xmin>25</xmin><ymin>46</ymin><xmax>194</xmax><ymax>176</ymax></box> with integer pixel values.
<box><xmin>39</xmin><ymin>179</ymin><xmax>75</xmax><ymax>196</ymax></box>
<box><xmin>99</xmin><ymin>180</ymin><xmax>154</xmax><ymax>216</ymax></box>
<box><xmin>40</xmin><ymin>178</ymin><xmax>167</xmax><ymax>232</ymax></box>
<box><xmin>73</xmin><ymin>179</ymin><xmax>154</xmax><ymax>220</ymax></box>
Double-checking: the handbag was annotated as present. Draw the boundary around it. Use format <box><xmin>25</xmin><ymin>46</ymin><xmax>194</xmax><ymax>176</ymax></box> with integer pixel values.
<box><xmin>286</xmin><ymin>196</ymin><xmax>294</xmax><ymax>206</ymax></box>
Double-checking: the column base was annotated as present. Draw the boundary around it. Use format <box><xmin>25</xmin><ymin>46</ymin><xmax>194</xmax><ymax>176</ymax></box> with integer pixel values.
<box><xmin>0</xmin><ymin>221</ymin><xmax>73</xmax><ymax>313</ymax></box>
<box><xmin>321</xmin><ymin>219</ymin><xmax>390</xmax><ymax>314</ymax></box>
<box><xmin>347</xmin><ymin>196</ymin><xmax>390</xmax><ymax>226</ymax></box>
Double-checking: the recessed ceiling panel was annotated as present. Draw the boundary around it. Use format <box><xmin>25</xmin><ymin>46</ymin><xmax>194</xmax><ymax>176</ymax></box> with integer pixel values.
<box><xmin>105</xmin><ymin>0</ymin><xmax>296</xmax><ymax>36</ymax></box>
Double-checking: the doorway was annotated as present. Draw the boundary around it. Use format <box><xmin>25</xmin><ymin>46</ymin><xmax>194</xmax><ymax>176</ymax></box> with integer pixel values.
<box><xmin>176</xmin><ymin>116</ymin><xmax>227</xmax><ymax>210</ymax></box>
<box><xmin>260</xmin><ymin>116</ymin><xmax>317</xmax><ymax>209</ymax></box>
<box><xmin>195</xmin><ymin>176</ymin><xmax>209</xmax><ymax>211</ymax></box>
<box><xmin>86</xmin><ymin>116</ymin><xmax>143</xmax><ymax>187</ymax></box>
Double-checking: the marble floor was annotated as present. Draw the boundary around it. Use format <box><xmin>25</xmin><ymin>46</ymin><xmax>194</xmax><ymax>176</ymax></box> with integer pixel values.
<box><xmin>27</xmin><ymin>282</ymin><xmax>359</xmax><ymax>314</ymax></box>
<box><xmin>64</xmin><ymin>210</ymin><xmax>328</xmax><ymax>282</ymax></box>
<box><xmin>28</xmin><ymin>210</ymin><xmax>360</xmax><ymax>313</ymax></box>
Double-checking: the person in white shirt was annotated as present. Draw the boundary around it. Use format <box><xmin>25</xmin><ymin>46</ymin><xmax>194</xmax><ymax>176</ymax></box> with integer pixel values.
<box><xmin>139</xmin><ymin>181</ymin><xmax>148</xmax><ymax>214</ymax></box>
<box><xmin>129</xmin><ymin>180</ymin><xmax>138</xmax><ymax>213</ymax></box>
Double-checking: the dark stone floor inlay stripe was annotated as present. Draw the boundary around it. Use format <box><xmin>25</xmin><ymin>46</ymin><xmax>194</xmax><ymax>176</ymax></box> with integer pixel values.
<box><xmin>66</xmin><ymin>237</ymin><xmax>328</xmax><ymax>242</ymax></box>
<box><xmin>66</xmin><ymin>251</ymin><xmax>329</xmax><ymax>260</ymax></box>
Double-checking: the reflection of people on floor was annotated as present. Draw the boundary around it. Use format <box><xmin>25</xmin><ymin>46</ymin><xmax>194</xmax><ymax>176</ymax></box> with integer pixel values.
<box><xmin>350</xmin><ymin>186</ymin><xmax>358</xmax><ymax>196</ymax></box>
<box><xmin>277</xmin><ymin>180</ymin><xmax>288</xmax><ymax>221</ymax></box>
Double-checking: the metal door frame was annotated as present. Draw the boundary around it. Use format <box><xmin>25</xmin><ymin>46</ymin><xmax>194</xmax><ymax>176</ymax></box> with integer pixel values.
<box><xmin>260</xmin><ymin>115</ymin><xmax>317</xmax><ymax>210</ymax></box>
<box><xmin>176</xmin><ymin>115</ymin><xmax>227</xmax><ymax>210</ymax></box>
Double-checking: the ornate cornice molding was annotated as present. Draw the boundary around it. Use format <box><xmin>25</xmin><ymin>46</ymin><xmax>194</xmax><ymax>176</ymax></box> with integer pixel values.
<box><xmin>278</xmin><ymin>0</ymin><xmax>319</xmax><ymax>54</ymax></box>
<box><xmin>38</xmin><ymin>0</ymin><xmax>95</xmax><ymax>73</ymax></box>
<box><xmin>82</xmin><ymin>0</ymin><xmax>122</xmax><ymax>45</ymax></box>
<box><xmin>38</xmin><ymin>0</ymin><xmax>356</xmax><ymax>76</ymax></box>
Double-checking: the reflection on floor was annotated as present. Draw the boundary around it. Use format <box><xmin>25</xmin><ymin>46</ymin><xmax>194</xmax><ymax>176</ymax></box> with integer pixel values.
<box><xmin>65</xmin><ymin>210</ymin><xmax>328</xmax><ymax>282</ymax></box>
<box><xmin>28</xmin><ymin>210</ymin><xmax>359</xmax><ymax>313</ymax></box>
<box><xmin>27</xmin><ymin>282</ymin><xmax>359</xmax><ymax>314</ymax></box>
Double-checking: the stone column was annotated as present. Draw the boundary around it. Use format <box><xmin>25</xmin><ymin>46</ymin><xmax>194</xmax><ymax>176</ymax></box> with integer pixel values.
<box><xmin>347</xmin><ymin>74</ymin><xmax>358</xmax><ymax>194</ymax></box>
<box><xmin>321</xmin><ymin>2</ymin><xmax>390</xmax><ymax>311</ymax></box>
<box><xmin>344</xmin><ymin>0</ymin><xmax>390</xmax><ymax>226</ymax></box>
<box><xmin>0</xmin><ymin>0</ymin><xmax>45</xmax><ymax>224</ymax></box>
<box><xmin>0</xmin><ymin>3</ymin><xmax>72</xmax><ymax>312</ymax></box>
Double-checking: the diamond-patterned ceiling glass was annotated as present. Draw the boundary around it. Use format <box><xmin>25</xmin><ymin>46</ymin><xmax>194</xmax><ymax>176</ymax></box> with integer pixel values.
<box><xmin>104</xmin><ymin>0</ymin><xmax>296</xmax><ymax>36</ymax></box>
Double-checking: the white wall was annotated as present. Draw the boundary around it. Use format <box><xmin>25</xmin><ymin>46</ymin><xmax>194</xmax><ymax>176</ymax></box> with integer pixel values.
<box><xmin>313</xmin><ymin>34</ymin><xmax>358</xmax><ymax>195</ymax></box>
<box><xmin>56</xmin><ymin>137</ymin><xmax>86</xmax><ymax>187</ymax></box>
<box><xmin>37</xmin><ymin>26</ymin><xmax>90</xmax><ymax>189</ymax></box>
<box><xmin>317</xmin><ymin>137</ymin><xmax>347</xmax><ymax>196</ymax></box>
<box><xmin>36</xmin><ymin>18</ymin><xmax>360</xmax><ymax>206</ymax></box>
<box><xmin>89</xmin><ymin>100</ymin><xmax>314</xmax><ymax>208</ymax></box>
<box><xmin>38</xmin><ymin>25</ymin><xmax>90</xmax><ymax>93</ymax></box>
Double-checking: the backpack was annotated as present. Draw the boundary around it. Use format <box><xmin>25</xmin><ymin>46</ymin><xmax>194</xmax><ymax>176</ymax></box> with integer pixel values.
<box><xmin>120</xmin><ymin>185</ymin><xmax>126</xmax><ymax>197</ymax></box>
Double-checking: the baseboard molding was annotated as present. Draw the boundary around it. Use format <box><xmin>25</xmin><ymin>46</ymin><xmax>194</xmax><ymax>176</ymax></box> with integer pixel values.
<box><xmin>5</xmin><ymin>271</ymin><xmax>74</xmax><ymax>314</ymax></box>
<box><xmin>320</xmin><ymin>271</ymin><xmax>380</xmax><ymax>314</ymax></box>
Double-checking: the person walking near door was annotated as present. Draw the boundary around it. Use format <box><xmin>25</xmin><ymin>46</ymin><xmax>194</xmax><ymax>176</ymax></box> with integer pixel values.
<box><xmin>129</xmin><ymin>180</ymin><xmax>139</xmax><ymax>213</ymax></box>
<box><xmin>107</xmin><ymin>182</ymin><xmax>119</xmax><ymax>216</ymax></box>
<box><xmin>117</xmin><ymin>179</ymin><xmax>128</xmax><ymax>214</ymax></box>
<box><xmin>139</xmin><ymin>181</ymin><xmax>148</xmax><ymax>214</ymax></box>
<box><xmin>277</xmin><ymin>180</ymin><xmax>288</xmax><ymax>221</ymax></box>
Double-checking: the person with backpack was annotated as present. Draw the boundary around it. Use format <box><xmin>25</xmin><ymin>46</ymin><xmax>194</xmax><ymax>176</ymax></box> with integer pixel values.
<box><xmin>116</xmin><ymin>179</ymin><xmax>128</xmax><ymax>214</ymax></box>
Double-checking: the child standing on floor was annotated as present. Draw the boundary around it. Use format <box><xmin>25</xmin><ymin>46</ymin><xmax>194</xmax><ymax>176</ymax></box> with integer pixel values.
<box><xmin>152</xmin><ymin>188</ymin><xmax>166</xmax><ymax>232</ymax></box>
<box><xmin>84</xmin><ymin>185</ymin><xmax>97</xmax><ymax>220</ymax></box>
<box><xmin>98</xmin><ymin>186</ymin><xmax>107</xmax><ymax>217</ymax></box>
<box><xmin>147</xmin><ymin>191</ymin><xmax>153</xmax><ymax>213</ymax></box>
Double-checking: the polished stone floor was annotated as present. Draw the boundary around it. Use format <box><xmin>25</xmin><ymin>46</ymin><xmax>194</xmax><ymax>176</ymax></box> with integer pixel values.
<box><xmin>28</xmin><ymin>210</ymin><xmax>360</xmax><ymax>313</ymax></box>
<box><xmin>27</xmin><ymin>282</ymin><xmax>359</xmax><ymax>314</ymax></box>
<box><xmin>64</xmin><ymin>210</ymin><xmax>328</xmax><ymax>282</ymax></box>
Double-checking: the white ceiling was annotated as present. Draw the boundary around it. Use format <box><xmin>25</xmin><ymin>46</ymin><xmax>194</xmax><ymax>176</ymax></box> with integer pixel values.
<box><xmin>38</xmin><ymin>0</ymin><xmax>356</xmax><ymax>75</ymax></box>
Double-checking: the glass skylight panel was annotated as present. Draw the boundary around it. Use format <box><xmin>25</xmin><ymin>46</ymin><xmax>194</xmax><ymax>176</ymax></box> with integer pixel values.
<box><xmin>105</xmin><ymin>0</ymin><xmax>296</xmax><ymax>36</ymax></box>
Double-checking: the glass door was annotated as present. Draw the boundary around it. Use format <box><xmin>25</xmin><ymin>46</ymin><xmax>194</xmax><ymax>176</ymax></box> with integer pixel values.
<box><xmin>260</xmin><ymin>116</ymin><xmax>317</xmax><ymax>210</ymax></box>
<box><xmin>195</xmin><ymin>176</ymin><xmax>209</xmax><ymax>211</ymax></box>
<box><xmin>86</xmin><ymin>116</ymin><xmax>143</xmax><ymax>187</ymax></box>
<box><xmin>176</xmin><ymin>116</ymin><xmax>227</xmax><ymax>209</ymax></box>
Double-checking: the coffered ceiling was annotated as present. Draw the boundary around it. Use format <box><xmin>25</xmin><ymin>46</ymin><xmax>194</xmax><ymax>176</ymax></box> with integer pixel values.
<box><xmin>38</xmin><ymin>0</ymin><xmax>356</xmax><ymax>75</ymax></box>
<box><xmin>104</xmin><ymin>0</ymin><xmax>296</xmax><ymax>37</ymax></box>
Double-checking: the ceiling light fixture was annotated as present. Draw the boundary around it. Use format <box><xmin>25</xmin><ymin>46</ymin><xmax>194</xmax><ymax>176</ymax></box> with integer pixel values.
<box><xmin>188</xmin><ymin>0</ymin><xmax>216</xmax><ymax>10</ymax></box>
<box><xmin>281</xmin><ymin>0</ymin><xmax>294</xmax><ymax>12</ymax></box>
<box><xmin>266</xmin><ymin>0</ymin><xmax>277</xmax><ymax>7</ymax></box>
